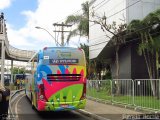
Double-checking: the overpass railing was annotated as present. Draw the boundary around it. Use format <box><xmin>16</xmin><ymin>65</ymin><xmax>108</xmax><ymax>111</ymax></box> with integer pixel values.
<box><xmin>0</xmin><ymin>17</ymin><xmax>36</xmax><ymax>60</ymax></box>
<box><xmin>8</xmin><ymin>45</ymin><xmax>36</xmax><ymax>59</ymax></box>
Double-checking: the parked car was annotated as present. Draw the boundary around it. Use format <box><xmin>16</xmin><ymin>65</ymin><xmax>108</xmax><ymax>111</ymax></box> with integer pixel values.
<box><xmin>0</xmin><ymin>84</ymin><xmax>10</xmax><ymax>119</ymax></box>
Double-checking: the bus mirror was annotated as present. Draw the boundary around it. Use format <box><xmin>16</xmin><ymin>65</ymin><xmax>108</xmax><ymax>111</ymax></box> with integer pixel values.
<box><xmin>38</xmin><ymin>51</ymin><xmax>43</xmax><ymax>60</ymax></box>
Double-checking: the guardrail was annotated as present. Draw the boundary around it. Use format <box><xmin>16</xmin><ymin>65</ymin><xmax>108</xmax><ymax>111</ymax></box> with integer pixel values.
<box><xmin>10</xmin><ymin>89</ymin><xmax>25</xmax><ymax>100</ymax></box>
<box><xmin>87</xmin><ymin>79</ymin><xmax>160</xmax><ymax>112</ymax></box>
<box><xmin>8</xmin><ymin>45</ymin><xmax>36</xmax><ymax>59</ymax></box>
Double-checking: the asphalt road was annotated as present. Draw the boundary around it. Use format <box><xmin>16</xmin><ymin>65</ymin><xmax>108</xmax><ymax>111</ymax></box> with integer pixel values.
<box><xmin>10</xmin><ymin>94</ymin><xmax>95</xmax><ymax>120</ymax></box>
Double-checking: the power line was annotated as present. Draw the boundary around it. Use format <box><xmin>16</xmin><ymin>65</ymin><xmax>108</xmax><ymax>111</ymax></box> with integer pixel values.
<box><xmin>89</xmin><ymin>21</ymin><xmax>160</xmax><ymax>47</ymax></box>
<box><xmin>107</xmin><ymin>0</ymin><xmax>126</xmax><ymax>15</ymax></box>
<box><xmin>89</xmin><ymin>0</ymin><xmax>125</xmax><ymax>17</ymax></box>
<box><xmin>89</xmin><ymin>0</ymin><xmax>111</xmax><ymax>17</ymax></box>
<box><xmin>92</xmin><ymin>0</ymin><xmax>107</xmax><ymax>9</ymax></box>
<box><xmin>90</xmin><ymin>40</ymin><xmax>110</xmax><ymax>47</ymax></box>
<box><xmin>94</xmin><ymin>0</ymin><xmax>111</xmax><ymax>11</ymax></box>
<box><xmin>54</xmin><ymin>9</ymin><xmax>82</xmax><ymax>24</ymax></box>
<box><xmin>89</xmin><ymin>30</ymin><xmax>160</xmax><ymax>51</ymax></box>
<box><xmin>108</xmin><ymin>0</ymin><xmax>141</xmax><ymax>18</ymax></box>
<box><xmin>89</xmin><ymin>0</ymin><xmax>141</xmax><ymax>27</ymax></box>
<box><xmin>89</xmin><ymin>35</ymin><xmax>106</xmax><ymax>41</ymax></box>
<box><xmin>56</xmin><ymin>0</ymin><xmax>104</xmax><ymax>25</ymax></box>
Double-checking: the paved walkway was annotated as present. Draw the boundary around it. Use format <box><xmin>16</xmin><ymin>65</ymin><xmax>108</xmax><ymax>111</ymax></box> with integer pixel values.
<box><xmin>84</xmin><ymin>99</ymin><xmax>142</xmax><ymax>120</ymax></box>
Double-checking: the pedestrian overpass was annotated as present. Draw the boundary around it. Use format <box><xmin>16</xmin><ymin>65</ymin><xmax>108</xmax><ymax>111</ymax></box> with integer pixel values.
<box><xmin>0</xmin><ymin>16</ymin><xmax>36</xmax><ymax>85</ymax></box>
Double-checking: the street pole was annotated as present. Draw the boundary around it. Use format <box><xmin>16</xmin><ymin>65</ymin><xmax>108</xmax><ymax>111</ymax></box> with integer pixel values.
<box><xmin>1</xmin><ymin>40</ymin><xmax>5</xmax><ymax>86</ymax></box>
<box><xmin>61</xmin><ymin>22</ymin><xmax>64</xmax><ymax>46</ymax></box>
<box><xmin>35</xmin><ymin>26</ymin><xmax>61</xmax><ymax>46</ymax></box>
<box><xmin>11</xmin><ymin>60</ymin><xmax>13</xmax><ymax>84</ymax></box>
<box><xmin>53</xmin><ymin>22</ymin><xmax>72</xmax><ymax>46</ymax></box>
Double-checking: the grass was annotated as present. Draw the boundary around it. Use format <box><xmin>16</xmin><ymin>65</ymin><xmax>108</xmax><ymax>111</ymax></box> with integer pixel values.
<box><xmin>87</xmin><ymin>88</ymin><xmax>160</xmax><ymax>110</ymax></box>
<box><xmin>87</xmin><ymin>88</ymin><xmax>112</xmax><ymax>101</ymax></box>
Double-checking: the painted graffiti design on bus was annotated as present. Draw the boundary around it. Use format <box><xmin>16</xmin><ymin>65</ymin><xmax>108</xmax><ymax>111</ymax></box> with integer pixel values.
<box><xmin>25</xmin><ymin>47</ymin><xmax>86</xmax><ymax>111</ymax></box>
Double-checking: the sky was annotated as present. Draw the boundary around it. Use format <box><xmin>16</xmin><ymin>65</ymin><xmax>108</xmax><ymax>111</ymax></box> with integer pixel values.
<box><xmin>0</xmin><ymin>0</ymin><xmax>88</xmax><ymax>51</ymax></box>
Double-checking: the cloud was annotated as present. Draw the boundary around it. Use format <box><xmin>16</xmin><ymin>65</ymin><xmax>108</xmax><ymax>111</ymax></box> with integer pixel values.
<box><xmin>0</xmin><ymin>0</ymin><xmax>12</xmax><ymax>10</ymax></box>
<box><xmin>7</xmin><ymin>24</ymin><xmax>35</xmax><ymax>49</ymax></box>
<box><xmin>7</xmin><ymin>0</ymin><xmax>88</xmax><ymax>51</ymax></box>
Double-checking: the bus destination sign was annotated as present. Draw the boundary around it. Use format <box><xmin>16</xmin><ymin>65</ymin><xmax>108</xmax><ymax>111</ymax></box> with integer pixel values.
<box><xmin>49</xmin><ymin>59</ymin><xmax>79</xmax><ymax>64</ymax></box>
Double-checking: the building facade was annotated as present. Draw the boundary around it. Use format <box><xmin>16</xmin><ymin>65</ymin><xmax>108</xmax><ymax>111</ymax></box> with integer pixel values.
<box><xmin>89</xmin><ymin>0</ymin><xmax>160</xmax><ymax>79</ymax></box>
<box><xmin>89</xmin><ymin>0</ymin><xmax>160</xmax><ymax>59</ymax></box>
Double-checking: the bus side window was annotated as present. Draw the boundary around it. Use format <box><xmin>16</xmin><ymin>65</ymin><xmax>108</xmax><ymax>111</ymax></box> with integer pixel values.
<box><xmin>37</xmin><ymin>54</ymin><xmax>39</xmax><ymax>62</ymax></box>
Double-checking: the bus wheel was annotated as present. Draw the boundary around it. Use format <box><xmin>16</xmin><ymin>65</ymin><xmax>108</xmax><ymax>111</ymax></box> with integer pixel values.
<box><xmin>31</xmin><ymin>94</ymin><xmax>35</xmax><ymax>109</ymax></box>
<box><xmin>25</xmin><ymin>89</ymin><xmax>26</xmax><ymax>94</ymax></box>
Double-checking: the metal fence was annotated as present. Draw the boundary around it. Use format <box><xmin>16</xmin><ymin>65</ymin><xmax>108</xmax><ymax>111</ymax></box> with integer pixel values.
<box><xmin>87</xmin><ymin>79</ymin><xmax>160</xmax><ymax>112</ymax></box>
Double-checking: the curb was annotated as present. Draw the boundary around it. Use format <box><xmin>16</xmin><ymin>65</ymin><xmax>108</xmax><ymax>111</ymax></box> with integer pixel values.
<box><xmin>9</xmin><ymin>89</ymin><xmax>25</xmax><ymax>114</ymax></box>
<box><xmin>87</xmin><ymin>96</ymin><xmax>160</xmax><ymax>114</ymax></box>
<box><xmin>10</xmin><ymin>89</ymin><xmax>25</xmax><ymax>99</ymax></box>
<box><xmin>77</xmin><ymin>109</ymin><xmax>110</xmax><ymax>120</ymax></box>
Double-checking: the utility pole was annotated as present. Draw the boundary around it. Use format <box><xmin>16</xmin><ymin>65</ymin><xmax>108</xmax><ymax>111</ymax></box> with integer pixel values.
<box><xmin>0</xmin><ymin>14</ymin><xmax>5</xmax><ymax>86</ymax></box>
<box><xmin>53</xmin><ymin>22</ymin><xmax>72</xmax><ymax>46</ymax></box>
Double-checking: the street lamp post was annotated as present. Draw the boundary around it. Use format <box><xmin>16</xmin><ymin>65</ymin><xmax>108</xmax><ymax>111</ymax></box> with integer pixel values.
<box><xmin>35</xmin><ymin>26</ymin><xmax>61</xmax><ymax>46</ymax></box>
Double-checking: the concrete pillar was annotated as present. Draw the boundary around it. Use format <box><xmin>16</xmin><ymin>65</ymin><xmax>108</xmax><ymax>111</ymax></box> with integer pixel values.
<box><xmin>11</xmin><ymin>60</ymin><xmax>13</xmax><ymax>84</ymax></box>
<box><xmin>1</xmin><ymin>40</ymin><xmax>5</xmax><ymax>86</ymax></box>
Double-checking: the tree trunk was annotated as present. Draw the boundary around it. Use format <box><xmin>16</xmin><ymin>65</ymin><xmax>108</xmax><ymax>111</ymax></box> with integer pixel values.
<box><xmin>144</xmin><ymin>33</ymin><xmax>156</xmax><ymax>97</ymax></box>
<box><xmin>155</xmin><ymin>51</ymin><xmax>160</xmax><ymax>99</ymax></box>
<box><xmin>156</xmin><ymin>51</ymin><xmax>159</xmax><ymax>79</ymax></box>
<box><xmin>115</xmin><ymin>46</ymin><xmax>120</xmax><ymax>95</ymax></box>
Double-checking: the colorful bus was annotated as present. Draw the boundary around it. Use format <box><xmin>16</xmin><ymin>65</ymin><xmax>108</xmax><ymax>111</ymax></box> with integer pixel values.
<box><xmin>25</xmin><ymin>47</ymin><xmax>86</xmax><ymax>111</ymax></box>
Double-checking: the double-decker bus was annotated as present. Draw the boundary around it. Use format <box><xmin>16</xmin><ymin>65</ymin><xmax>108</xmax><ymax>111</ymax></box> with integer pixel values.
<box><xmin>25</xmin><ymin>47</ymin><xmax>86</xmax><ymax>111</ymax></box>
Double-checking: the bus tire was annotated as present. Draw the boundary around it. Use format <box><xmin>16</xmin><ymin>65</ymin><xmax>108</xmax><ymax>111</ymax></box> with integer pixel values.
<box><xmin>31</xmin><ymin>93</ymin><xmax>35</xmax><ymax>109</ymax></box>
<box><xmin>25</xmin><ymin>89</ymin><xmax>26</xmax><ymax>94</ymax></box>
<box><xmin>25</xmin><ymin>89</ymin><xmax>28</xmax><ymax>98</ymax></box>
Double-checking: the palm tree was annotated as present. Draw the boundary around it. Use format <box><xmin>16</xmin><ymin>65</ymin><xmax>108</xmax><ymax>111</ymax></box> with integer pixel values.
<box><xmin>143</xmin><ymin>9</ymin><xmax>160</xmax><ymax>98</ymax></box>
<box><xmin>79</xmin><ymin>43</ymin><xmax>89</xmax><ymax>77</ymax></box>
<box><xmin>65</xmin><ymin>1</ymin><xmax>89</xmax><ymax>43</ymax></box>
<box><xmin>127</xmin><ymin>19</ymin><xmax>157</xmax><ymax>96</ymax></box>
<box><xmin>127</xmin><ymin>8</ymin><xmax>160</xmax><ymax>97</ymax></box>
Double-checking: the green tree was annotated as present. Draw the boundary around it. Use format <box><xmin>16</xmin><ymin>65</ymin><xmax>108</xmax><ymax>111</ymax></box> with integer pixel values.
<box><xmin>12</xmin><ymin>67</ymin><xmax>25</xmax><ymax>74</ymax></box>
<box><xmin>127</xmin><ymin>8</ymin><xmax>160</xmax><ymax>97</ymax></box>
<box><xmin>91</xmin><ymin>12</ymin><xmax>126</xmax><ymax>94</ymax></box>
<box><xmin>79</xmin><ymin>43</ymin><xmax>89</xmax><ymax>78</ymax></box>
<box><xmin>65</xmin><ymin>1</ymin><xmax>89</xmax><ymax>43</ymax></box>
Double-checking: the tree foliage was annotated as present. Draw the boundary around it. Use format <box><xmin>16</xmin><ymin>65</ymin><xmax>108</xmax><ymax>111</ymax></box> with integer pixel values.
<box><xmin>127</xmin><ymin>8</ymin><xmax>160</xmax><ymax>97</ymax></box>
<box><xmin>65</xmin><ymin>1</ymin><xmax>89</xmax><ymax>43</ymax></box>
<box><xmin>79</xmin><ymin>43</ymin><xmax>89</xmax><ymax>77</ymax></box>
<box><xmin>11</xmin><ymin>67</ymin><xmax>25</xmax><ymax>74</ymax></box>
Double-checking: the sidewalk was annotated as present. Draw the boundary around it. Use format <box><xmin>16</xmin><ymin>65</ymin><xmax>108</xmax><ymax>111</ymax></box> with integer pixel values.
<box><xmin>84</xmin><ymin>99</ymin><xmax>142</xmax><ymax>120</ymax></box>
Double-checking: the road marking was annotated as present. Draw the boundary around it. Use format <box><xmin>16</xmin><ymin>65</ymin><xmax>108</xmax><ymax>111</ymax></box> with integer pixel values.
<box><xmin>15</xmin><ymin>94</ymin><xmax>25</xmax><ymax>120</ymax></box>
<box><xmin>79</xmin><ymin>109</ymin><xmax>93</xmax><ymax>114</ymax></box>
<box><xmin>78</xmin><ymin>109</ymin><xmax>110</xmax><ymax>120</ymax></box>
<box><xmin>9</xmin><ymin>91</ymin><xmax>21</xmax><ymax>119</ymax></box>
<box><xmin>8</xmin><ymin>96</ymin><xmax>13</xmax><ymax>117</ymax></box>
